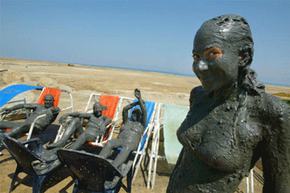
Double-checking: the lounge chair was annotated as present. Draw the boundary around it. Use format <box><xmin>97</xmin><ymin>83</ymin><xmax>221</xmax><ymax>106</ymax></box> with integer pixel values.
<box><xmin>57</xmin><ymin>99</ymin><xmax>157</xmax><ymax>193</ymax></box>
<box><xmin>37</xmin><ymin>86</ymin><xmax>74</xmax><ymax>112</ymax></box>
<box><xmin>57</xmin><ymin>149</ymin><xmax>128</xmax><ymax>193</ymax></box>
<box><xmin>0</xmin><ymin>134</ymin><xmax>62</xmax><ymax>193</ymax></box>
<box><xmin>53</xmin><ymin>93</ymin><xmax>121</xmax><ymax>146</ymax></box>
<box><xmin>0</xmin><ymin>85</ymin><xmax>74</xmax><ymax>190</ymax></box>
<box><xmin>130</xmin><ymin>99</ymin><xmax>156</xmax><ymax>180</ymax></box>
<box><xmin>0</xmin><ymin>84</ymin><xmax>74</xmax><ymax>140</ymax></box>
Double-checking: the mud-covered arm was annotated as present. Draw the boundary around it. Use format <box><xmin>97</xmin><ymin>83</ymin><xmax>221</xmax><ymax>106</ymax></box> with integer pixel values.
<box><xmin>1</xmin><ymin>103</ymin><xmax>38</xmax><ymax>114</ymax></box>
<box><xmin>102</xmin><ymin>116</ymin><xmax>112</xmax><ymax>127</ymax></box>
<box><xmin>134</xmin><ymin>88</ymin><xmax>147</xmax><ymax>127</ymax></box>
<box><xmin>262</xmin><ymin>94</ymin><xmax>290</xmax><ymax>192</ymax></box>
<box><xmin>139</xmin><ymin>98</ymin><xmax>147</xmax><ymax>127</ymax></box>
<box><xmin>122</xmin><ymin>101</ymin><xmax>139</xmax><ymax>123</ymax></box>
<box><xmin>51</xmin><ymin>107</ymin><xmax>61</xmax><ymax>114</ymax></box>
<box><xmin>100</xmin><ymin>116</ymin><xmax>112</xmax><ymax>134</ymax></box>
<box><xmin>59</xmin><ymin>112</ymin><xmax>90</xmax><ymax>124</ymax></box>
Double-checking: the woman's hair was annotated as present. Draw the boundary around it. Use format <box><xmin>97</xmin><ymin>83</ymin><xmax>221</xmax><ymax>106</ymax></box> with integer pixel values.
<box><xmin>207</xmin><ymin>14</ymin><xmax>265</xmax><ymax>95</ymax></box>
<box><xmin>213</xmin><ymin>14</ymin><xmax>254</xmax><ymax>66</ymax></box>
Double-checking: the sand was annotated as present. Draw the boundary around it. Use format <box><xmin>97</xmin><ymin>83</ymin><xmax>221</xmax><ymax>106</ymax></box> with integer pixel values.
<box><xmin>0</xmin><ymin>57</ymin><xmax>290</xmax><ymax>193</ymax></box>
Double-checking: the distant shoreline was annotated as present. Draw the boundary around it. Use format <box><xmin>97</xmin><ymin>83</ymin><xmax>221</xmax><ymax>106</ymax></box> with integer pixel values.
<box><xmin>79</xmin><ymin>63</ymin><xmax>196</xmax><ymax>78</ymax></box>
<box><xmin>78</xmin><ymin>62</ymin><xmax>290</xmax><ymax>87</ymax></box>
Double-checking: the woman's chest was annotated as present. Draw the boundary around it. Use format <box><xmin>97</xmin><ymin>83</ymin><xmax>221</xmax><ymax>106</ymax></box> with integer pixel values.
<box><xmin>177</xmin><ymin>100</ymin><xmax>262</xmax><ymax>171</ymax></box>
<box><xmin>88</xmin><ymin>116</ymin><xmax>104</xmax><ymax>127</ymax></box>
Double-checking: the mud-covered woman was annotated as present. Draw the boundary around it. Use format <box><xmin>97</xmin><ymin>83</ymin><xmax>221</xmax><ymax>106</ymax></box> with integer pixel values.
<box><xmin>167</xmin><ymin>14</ymin><xmax>290</xmax><ymax>193</ymax></box>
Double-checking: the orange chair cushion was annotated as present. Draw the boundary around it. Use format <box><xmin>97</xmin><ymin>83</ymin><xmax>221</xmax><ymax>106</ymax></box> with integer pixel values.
<box><xmin>99</xmin><ymin>95</ymin><xmax>119</xmax><ymax>119</ymax></box>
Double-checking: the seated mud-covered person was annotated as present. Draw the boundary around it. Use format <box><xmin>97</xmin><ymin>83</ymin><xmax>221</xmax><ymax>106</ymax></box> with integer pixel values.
<box><xmin>47</xmin><ymin>102</ymin><xmax>111</xmax><ymax>150</ymax></box>
<box><xmin>167</xmin><ymin>14</ymin><xmax>290</xmax><ymax>193</ymax></box>
<box><xmin>0</xmin><ymin>94</ymin><xmax>60</xmax><ymax>138</ymax></box>
<box><xmin>99</xmin><ymin>88</ymin><xmax>147</xmax><ymax>169</ymax></box>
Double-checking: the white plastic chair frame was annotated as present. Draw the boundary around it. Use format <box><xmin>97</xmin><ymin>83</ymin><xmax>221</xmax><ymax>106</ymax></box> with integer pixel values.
<box><xmin>146</xmin><ymin>103</ymin><xmax>163</xmax><ymax>189</ymax></box>
<box><xmin>246</xmin><ymin>169</ymin><xmax>254</xmax><ymax>193</ymax></box>
<box><xmin>58</xmin><ymin>89</ymin><xmax>74</xmax><ymax>112</ymax></box>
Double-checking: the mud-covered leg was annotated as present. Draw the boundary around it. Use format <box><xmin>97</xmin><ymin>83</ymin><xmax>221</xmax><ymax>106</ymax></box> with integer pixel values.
<box><xmin>47</xmin><ymin>118</ymin><xmax>83</xmax><ymax>149</ymax></box>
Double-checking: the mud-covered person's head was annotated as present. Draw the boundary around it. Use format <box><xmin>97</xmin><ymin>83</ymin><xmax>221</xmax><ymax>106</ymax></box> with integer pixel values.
<box><xmin>93</xmin><ymin>102</ymin><xmax>107</xmax><ymax>117</ymax></box>
<box><xmin>192</xmin><ymin>14</ymin><xmax>254</xmax><ymax>92</ymax></box>
<box><xmin>131</xmin><ymin>107</ymin><xmax>142</xmax><ymax>122</ymax></box>
<box><xmin>44</xmin><ymin>94</ymin><xmax>55</xmax><ymax>108</ymax></box>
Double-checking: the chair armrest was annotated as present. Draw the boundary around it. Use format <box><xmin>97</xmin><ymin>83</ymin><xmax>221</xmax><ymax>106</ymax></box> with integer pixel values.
<box><xmin>21</xmin><ymin>137</ymin><xmax>41</xmax><ymax>146</ymax></box>
<box><xmin>105</xmin><ymin>117</ymin><xmax>119</xmax><ymax>129</ymax></box>
<box><xmin>26</xmin><ymin>114</ymin><xmax>47</xmax><ymax>140</ymax></box>
<box><xmin>21</xmin><ymin>137</ymin><xmax>43</xmax><ymax>150</ymax></box>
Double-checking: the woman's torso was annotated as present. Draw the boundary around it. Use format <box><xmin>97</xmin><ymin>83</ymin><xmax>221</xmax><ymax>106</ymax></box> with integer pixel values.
<box><xmin>30</xmin><ymin>105</ymin><xmax>55</xmax><ymax>128</ymax></box>
<box><xmin>86</xmin><ymin>115</ymin><xmax>104</xmax><ymax>129</ymax></box>
<box><xmin>118</xmin><ymin>121</ymin><xmax>143</xmax><ymax>143</ymax></box>
<box><xmin>168</xmin><ymin>87</ymin><xmax>264</xmax><ymax>192</ymax></box>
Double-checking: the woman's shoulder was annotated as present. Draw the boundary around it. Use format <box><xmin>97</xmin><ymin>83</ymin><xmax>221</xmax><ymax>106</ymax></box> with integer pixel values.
<box><xmin>258</xmin><ymin>93</ymin><xmax>290</xmax><ymax>150</ymax></box>
<box><xmin>264</xmin><ymin>92</ymin><xmax>289</xmax><ymax>109</ymax></box>
<box><xmin>190</xmin><ymin>86</ymin><xmax>208</xmax><ymax>99</ymax></box>
<box><xmin>190</xmin><ymin>86</ymin><xmax>204</xmax><ymax>95</ymax></box>
<box><xmin>189</xmin><ymin>86</ymin><xmax>209</xmax><ymax>104</ymax></box>
<box><xmin>258</xmin><ymin>92</ymin><xmax>290</xmax><ymax>119</ymax></box>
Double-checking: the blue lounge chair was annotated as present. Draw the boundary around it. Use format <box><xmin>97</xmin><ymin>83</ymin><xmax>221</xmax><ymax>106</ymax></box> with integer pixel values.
<box><xmin>0</xmin><ymin>84</ymin><xmax>43</xmax><ymax>109</ymax></box>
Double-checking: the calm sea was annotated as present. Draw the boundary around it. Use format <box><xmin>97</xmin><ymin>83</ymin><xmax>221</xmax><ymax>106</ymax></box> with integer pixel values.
<box><xmin>79</xmin><ymin>63</ymin><xmax>195</xmax><ymax>77</ymax></box>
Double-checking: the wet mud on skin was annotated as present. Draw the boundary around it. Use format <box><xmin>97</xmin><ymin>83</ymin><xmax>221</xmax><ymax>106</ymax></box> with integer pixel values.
<box><xmin>167</xmin><ymin>14</ymin><xmax>290</xmax><ymax>193</ymax></box>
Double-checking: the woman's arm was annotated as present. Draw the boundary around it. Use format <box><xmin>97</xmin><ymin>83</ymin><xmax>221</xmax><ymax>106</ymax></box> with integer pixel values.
<box><xmin>51</xmin><ymin>107</ymin><xmax>61</xmax><ymax>114</ymax></box>
<box><xmin>122</xmin><ymin>101</ymin><xmax>139</xmax><ymax>123</ymax></box>
<box><xmin>102</xmin><ymin>116</ymin><xmax>112</xmax><ymax>126</ymax></box>
<box><xmin>1</xmin><ymin>103</ymin><xmax>38</xmax><ymax>114</ymax></box>
<box><xmin>134</xmin><ymin>88</ymin><xmax>147</xmax><ymax>127</ymax></box>
<box><xmin>100</xmin><ymin>116</ymin><xmax>112</xmax><ymax>134</ymax></box>
<box><xmin>262</xmin><ymin>94</ymin><xmax>290</xmax><ymax>192</ymax></box>
<box><xmin>23</xmin><ymin>103</ymin><xmax>38</xmax><ymax>110</ymax></box>
<box><xmin>139</xmin><ymin>99</ymin><xmax>147</xmax><ymax>127</ymax></box>
<box><xmin>59</xmin><ymin>112</ymin><xmax>90</xmax><ymax>123</ymax></box>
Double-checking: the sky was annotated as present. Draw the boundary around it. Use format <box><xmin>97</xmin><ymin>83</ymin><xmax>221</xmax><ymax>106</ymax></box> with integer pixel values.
<box><xmin>0</xmin><ymin>0</ymin><xmax>289</xmax><ymax>86</ymax></box>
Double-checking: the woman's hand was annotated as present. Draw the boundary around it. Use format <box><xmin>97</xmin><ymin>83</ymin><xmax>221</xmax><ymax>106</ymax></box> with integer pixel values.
<box><xmin>134</xmin><ymin>88</ymin><xmax>141</xmax><ymax>99</ymax></box>
<box><xmin>59</xmin><ymin>115</ymin><xmax>68</xmax><ymax>124</ymax></box>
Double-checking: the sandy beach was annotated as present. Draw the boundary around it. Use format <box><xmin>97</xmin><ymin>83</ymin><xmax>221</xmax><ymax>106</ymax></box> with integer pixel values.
<box><xmin>1</xmin><ymin>57</ymin><xmax>290</xmax><ymax>193</ymax></box>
